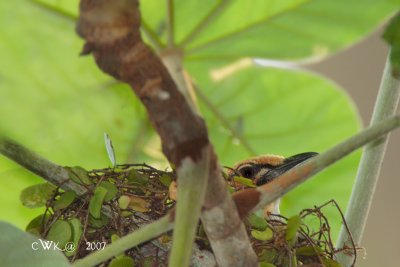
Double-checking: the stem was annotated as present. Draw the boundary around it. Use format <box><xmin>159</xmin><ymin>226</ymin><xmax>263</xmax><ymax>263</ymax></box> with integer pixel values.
<box><xmin>168</xmin><ymin>148</ymin><xmax>209</xmax><ymax>267</ymax></box>
<box><xmin>166</xmin><ymin>0</ymin><xmax>174</xmax><ymax>48</ymax></box>
<box><xmin>336</xmin><ymin>51</ymin><xmax>400</xmax><ymax>265</ymax></box>
<box><xmin>232</xmin><ymin>114</ymin><xmax>400</xmax><ymax>219</ymax></box>
<box><xmin>73</xmin><ymin>215</ymin><xmax>174</xmax><ymax>267</ymax></box>
<box><xmin>0</xmin><ymin>136</ymin><xmax>87</xmax><ymax>195</ymax></box>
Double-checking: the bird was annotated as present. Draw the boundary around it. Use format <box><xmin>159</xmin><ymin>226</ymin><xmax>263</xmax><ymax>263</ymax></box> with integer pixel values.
<box><xmin>228</xmin><ymin>152</ymin><xmax>318</xmax><ymax>217</ymax></box>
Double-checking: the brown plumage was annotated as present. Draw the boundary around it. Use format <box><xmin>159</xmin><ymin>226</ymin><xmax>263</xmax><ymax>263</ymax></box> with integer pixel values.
<box><xmin>228</xmin><ymin>152</ymin><xmax>318</xmax><ymax>217</ymax></box>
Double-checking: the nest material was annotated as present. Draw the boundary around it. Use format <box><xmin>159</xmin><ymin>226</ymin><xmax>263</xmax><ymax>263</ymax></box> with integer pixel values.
<box><xmin>26</xmin><ymin>164</ymin><xmax>357</xmax><ymax>267</ymax></box>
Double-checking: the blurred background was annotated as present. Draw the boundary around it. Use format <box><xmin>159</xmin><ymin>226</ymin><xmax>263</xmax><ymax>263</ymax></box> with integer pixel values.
<box><xmin>0</xmin><ymin>2</ymin><xmax>398</xmax><ymax>267</ymax></box>
<box><xmin>309</xmin><ymin>27</ymin><xmax>399</xmax><ymax>267</ymax></box>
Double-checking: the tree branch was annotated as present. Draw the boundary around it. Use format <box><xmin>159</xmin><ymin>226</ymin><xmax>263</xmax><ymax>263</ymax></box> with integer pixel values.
<box><xmin>0</xmin><ymin>136</ymin><xmax>87</xmax><ymax>196</ymax></box>
<box><xmin>76</xmin><ymin>1</ymin><xmax>258</xmax><ymax>266</ymax></box>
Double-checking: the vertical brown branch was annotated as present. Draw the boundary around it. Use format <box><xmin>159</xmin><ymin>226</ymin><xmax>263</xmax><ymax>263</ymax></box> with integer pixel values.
<box><xmin>76</xmin><ymin>0</ymin><xmax>257</xmax><ymax>266</ymax></box>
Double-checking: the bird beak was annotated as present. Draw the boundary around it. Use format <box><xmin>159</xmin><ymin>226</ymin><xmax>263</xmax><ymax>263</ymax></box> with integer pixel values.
<box><xmin>255</xmin><ymin>152</ymin><xmax>319</xmax><ymax>186</ymax></box>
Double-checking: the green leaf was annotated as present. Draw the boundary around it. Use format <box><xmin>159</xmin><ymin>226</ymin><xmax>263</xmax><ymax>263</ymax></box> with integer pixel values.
<box><xmin>383</xmin><ymin>12</ymin><xmax>400</xmax><ymax>74</ymax></box>
<box><xmin>0</xmin><ymin>221</ymin><xmax>70</xmax><ymax>267</ymax></box>
<box><xmin>20</xmin><ymin>183</ymin><xmax>56</xmax><ymax>208</ymax></box>
<box><xmin>25</xmin><ymin>213</ymin><xmax>50</xmax><ymax>234</ymax></box>
<box><xmin>88</xmin><ymin>213</ymin><xmax>109</xmax><ymax>228</ymax></box>
<box><xmin>53</xmin><ymin>190</ymin><xmax>76</xmax><ymax>210</ymax></box>
<box><xmin>46</xmin><ymin>220</ymin><xmax>72</xmax><ymax>248</ymax></box>
<box><xmin>66</xmin><ymin>166</ymin><xmax>92</xmax><ymax>185</ymax></box>
<box><xmin>296</xmin><ymin>246</ymin><xmax>323</xmax><ymax>256</ymax></box>
<box><xmin>89</xmin><ymin>186</ymin><xmax>108</xmax><ymax>219</ymax></box>
<box><xmin>159</xmin><ymin>174</ymin><xmax>173</xmax><ymax>187</ymax></box>
<box><xmin>143</xmin><ymin>0</ymin><xmax>398</xmax><ymax>61</ymax></box>
<box><xmin>99</xmin><ymin>181</ymin><xmax>118</xmax><ymax>202</ymax></box>
<box><xmin>233</xmin><ymin>176</ymin><xmax>256</xmax><ymax>187</ymax></box>
<box><xmin>247</xmin><ymin>213</ymin><xmax>268</xmax><ymax>230</ymax></box>
<box><xmin>259</xmin><ymin>263</ymin><xmax>277</xmax><ymax>267</ymax></box>
<box><xmin>258</xmin><ymin>249</ymin><xmax>278</xmax><ymax>263</ymax></box>
<box><xmin>68</xmin><ymin>218</ymin><xmax>82</xmax><ymax>246</ymax></box>
<box><xmin>286</xmin><ymin>215</ymin><xmax>302</xmax><ymax>242</ymax></box>
<box><xmin>66</xmin><ymin>218</ymin><xmax>82</xmax><ymax>256</ymax></box>
<box><xmin>108</xmin><ymin>256</ymin><xmax>135</xmax><ymax>267</ymax></box>
<box><xmin>187</xmin><ymin>63</ymin><xmax>361</xmax><ymax>238</ymax></box>
<box><xmin>118</xmin><ymin>195</ymin><xmax>131</xmax><ymax>209</ymax></box>
<box><xmin>127</xmin><ymin>169</ymin><xmax>149</xmax><ymax>185</ymax></box>
<box><xmin>251</xmin><ymin>227</ymin><xmax>273</xmax><ymax>241</ymax></box>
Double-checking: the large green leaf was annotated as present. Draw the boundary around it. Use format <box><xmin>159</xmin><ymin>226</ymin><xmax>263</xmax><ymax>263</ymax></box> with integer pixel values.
<box><xmin>0</xmin><ymin>1</ymin><xmax>160</xmax><ymax>228</ymax></box>
<box><xmin>186</xmin><ymin>62</ymin><xmax>361</xmax><ymax>236</ymax></box>
<box><xmin>0</xmin><ymin>0</ymin><xmax>370</xmax><ymax>239</ymax></box>
<box><xmin>144</xmin><ymin>0</ymin><xmax>398</xmax><ymax>60</ymax></box>
<box><xmin>0</xmin><ymin>221</ymin><xmax>70</xmax><ymax>267</ymax></box>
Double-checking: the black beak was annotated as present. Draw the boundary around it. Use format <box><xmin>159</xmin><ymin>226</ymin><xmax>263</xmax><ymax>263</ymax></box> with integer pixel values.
<box><xmin>255</xmin><ymin>152</ymin><xmax>319</xmax><ymax>186</ymax></box>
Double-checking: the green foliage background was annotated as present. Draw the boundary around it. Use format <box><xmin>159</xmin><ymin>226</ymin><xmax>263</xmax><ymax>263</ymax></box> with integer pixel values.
<box><xmin>0</xmin><ymin>0</ymin><xmax>398</xmax><ymax>240</ymax></box>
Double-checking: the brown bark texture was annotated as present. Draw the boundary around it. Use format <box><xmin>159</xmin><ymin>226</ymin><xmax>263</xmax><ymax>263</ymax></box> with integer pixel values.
<box><xmin>76</xmin><ymin>1</ymin><xmax>258</xmax><ymax>266</ymax></box>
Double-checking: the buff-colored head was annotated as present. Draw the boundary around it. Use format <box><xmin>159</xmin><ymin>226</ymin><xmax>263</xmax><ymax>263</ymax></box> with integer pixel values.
<box><xmin>229</xmin><ymin>152</ymin><xmax>318</xmax><ymax>217</ymax></box>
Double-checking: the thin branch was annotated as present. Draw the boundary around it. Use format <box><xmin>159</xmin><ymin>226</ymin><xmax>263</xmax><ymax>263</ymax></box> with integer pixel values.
<box><xmin>336</xmin><ymin>50</ymin><xmax>400</xmax><ymax>266</ymax></box>
<box><xmin>0</xmin><ymin>136</ymin><xmax>87</xmax><ymax>195</ymax></box>
<box><xmin>73</xmin><ymin>214</ymin><xmax>174</xmax><ymax>267</ymax></box>
<box><xmin>232</xmin><ymin>114</ymin><xmax>400</xmax><ymax>219</ymax></box>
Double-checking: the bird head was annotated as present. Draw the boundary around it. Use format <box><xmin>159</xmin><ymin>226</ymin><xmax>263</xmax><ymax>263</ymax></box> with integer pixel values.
<box><xmin>228</xmin><ymin>152</ymin><xmax>318</xmax><ymax>216</ymax></box>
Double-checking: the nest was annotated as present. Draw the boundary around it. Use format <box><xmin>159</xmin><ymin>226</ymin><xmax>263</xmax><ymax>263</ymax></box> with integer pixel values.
<box><xmin>25</xmin><ymin>164</ymin><xmax>358</xmax><ymax>267</ymax></box>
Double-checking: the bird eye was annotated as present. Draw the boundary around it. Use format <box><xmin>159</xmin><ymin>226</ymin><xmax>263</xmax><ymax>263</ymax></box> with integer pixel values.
<box><xmin>239</xmin><ymin>167</ymin><xmax>254</xmax><ymax>178</ymax></box>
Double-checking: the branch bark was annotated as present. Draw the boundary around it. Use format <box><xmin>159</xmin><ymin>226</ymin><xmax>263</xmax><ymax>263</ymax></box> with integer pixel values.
<box><xmin>76</xmin><ymin>1</ymin><xmax>257</xmax><ymax>266</ymax></box>
<box><xmin>0</xmin><ymin>136</ymin><xmax>87</xmax><ymax>196</ymax></box>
